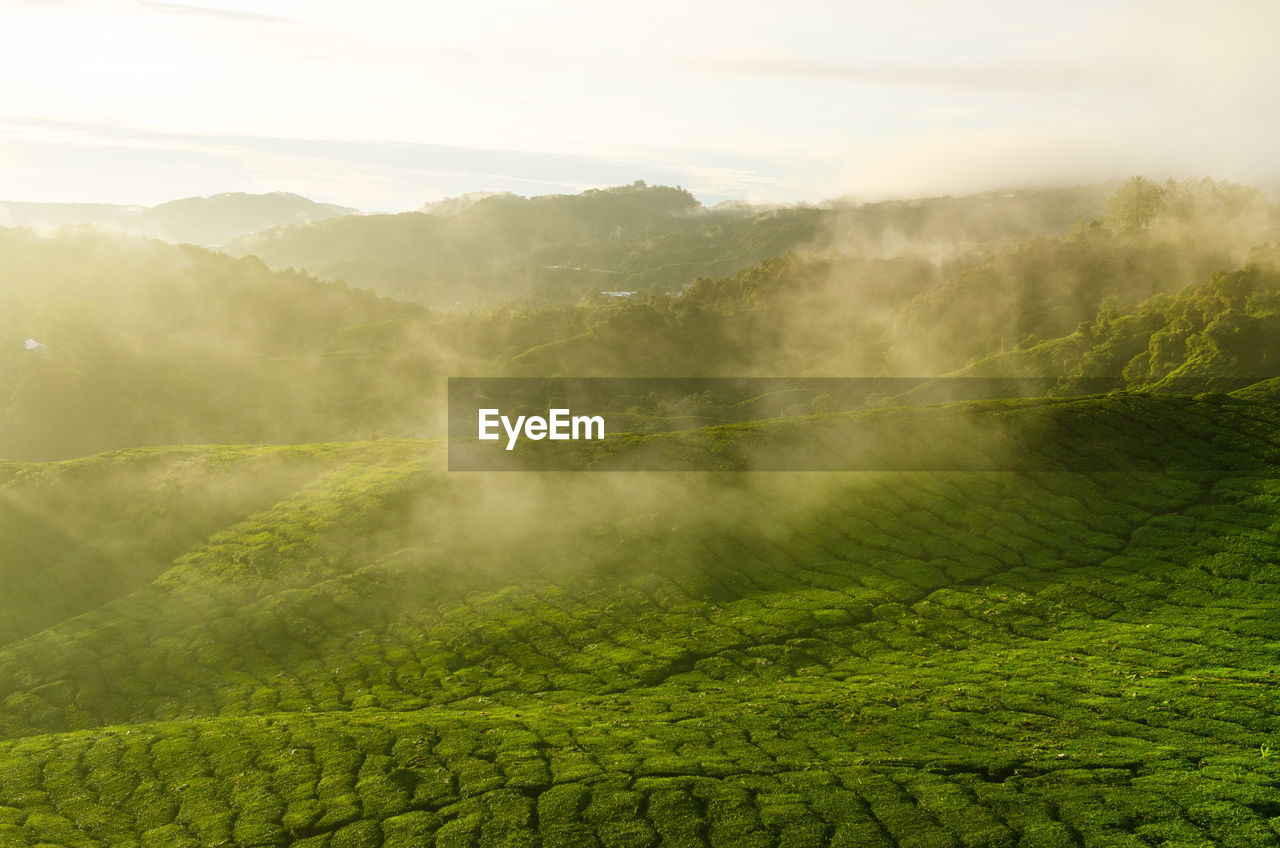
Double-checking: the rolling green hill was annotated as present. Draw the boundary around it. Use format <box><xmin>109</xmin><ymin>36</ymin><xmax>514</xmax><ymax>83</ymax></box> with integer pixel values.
<box><xmin>3</xmin><ymin>177</ymin><xmax>1277</xmax><ymax>461</ymax></box>
<box><xmin>0</xmin><ymin>228</ymin><xmax>452</xmax><ymax>460</ymax></box>
<box><xmin>231</xmin><ymin>183</ymin><xmax>1113</xmax><ymax>308</ymax></box>
<box><xmin>1</xmin><ymin>389</ymin><xmax>1280</xmax><ymax>845</ymax></box>
<box><xmin>7</xmin><ymin>177</ymin><xmax>1280</xmax><ymax>844</ymax></box>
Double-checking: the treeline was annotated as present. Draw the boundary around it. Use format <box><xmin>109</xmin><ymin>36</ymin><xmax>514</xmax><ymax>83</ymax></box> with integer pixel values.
<box><xmin>233</xmin><ymin>182</ymin><xmax>1113</xmax><ymax>307</ymax></box>
<box><xmin>2</xmin><ymin>178</ymin><xmax>1277</xmax><ymax>459</ymax></box>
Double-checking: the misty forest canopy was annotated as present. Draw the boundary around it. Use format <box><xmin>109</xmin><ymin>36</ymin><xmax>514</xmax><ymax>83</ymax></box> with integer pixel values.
<box><xmin>230</xmin><ymin>181</ymin><xmax>1111</xmax><ymax>307</ymax></box>
<box><xmin>1</xmin><ymin>176</ymin><xmax>1278</xmax><ymax>460</ymax></box>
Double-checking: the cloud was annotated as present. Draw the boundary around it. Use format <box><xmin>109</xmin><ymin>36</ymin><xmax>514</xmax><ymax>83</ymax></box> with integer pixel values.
<box><xmin>135</xmin><ymin>1</ymin><xmax>292</xmax><ymax>25</ymax></box>
<box><xmin>656</xmin><ymin>165</ymin><xmax>788</xmax><ymax>199</ymax></box>
<box><xmin>0</xmin><ymin>116</ymin><xmax>833</xmax><ymax>209</ymax></box>
<box><xmin>682</xmin><ymin>53</ymin><xmax>1151</xmax><ymax>94</ymax></box>
<box><xmin>835</xmin><ymin>113</ymin><xmax>1280</xmax><ymax>202</ymax></box>
<box><xmin>4</xmin><ymin>0</ymin><xmax>1280</xmax><ymax>207</ymax></box>
<box><xmin>826</xmin><ymin>0</ymin><xmax>1280</xmax><ymax>199</ymax></box>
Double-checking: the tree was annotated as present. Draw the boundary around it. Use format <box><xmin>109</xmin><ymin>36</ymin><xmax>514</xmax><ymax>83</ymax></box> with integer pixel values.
<box><xmin>1107</xmin><ymin>176</ymin><xmax>1165</xmax><ymax>234</ymax></box>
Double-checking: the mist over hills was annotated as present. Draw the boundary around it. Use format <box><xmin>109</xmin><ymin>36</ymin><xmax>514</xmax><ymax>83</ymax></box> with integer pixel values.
<box><xmin>2</xmin><ymin>177</ymin><xmax>1277</xmax><ymax>462</ymax></box>
<box><xmin>232</xmin><ymin>182</ymin><xmax>1114</xmax><ymax>307</ymax></box>
<box><xmin>0</xmin><ymin>192</ymin><xmax>356</xmax><ymax>247</ymax></box>
<box><xmin>3</xmin><ymin>399</ymin><xmax>1280</xmax><ymax>845</ymax></box>
<box><xmin>7</xmin><ymin>0</ymin><xmax>1280</xmax><ymax>837</ymax></box>
<box><xmin>5</xmin><ymin>176</ymin><xmax>1280</xmax><ymax>843</ymax></box>
<box><xmin>0</xmin><ymin>181</ymin><xmax>1117</xmax><ymax>311</ymax></box>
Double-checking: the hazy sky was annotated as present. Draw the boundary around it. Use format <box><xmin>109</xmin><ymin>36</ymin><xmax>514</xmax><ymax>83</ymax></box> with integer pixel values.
<box><xmin>1</xmin><ymin>0</ymin><xmax>1276</xmax><ymax>210</ymax></box>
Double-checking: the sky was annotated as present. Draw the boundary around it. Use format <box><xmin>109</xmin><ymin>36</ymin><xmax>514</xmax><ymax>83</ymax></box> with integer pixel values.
<box><xmin>0</xmin><ymin>0</ymin><xmax>1277</xmax><ymax>211</ymax></box>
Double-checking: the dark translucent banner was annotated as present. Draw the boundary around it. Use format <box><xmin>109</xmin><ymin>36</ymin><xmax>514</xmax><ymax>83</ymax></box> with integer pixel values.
<box><xmin>447</xmin><ymin>377</ymin><xmax>1279</xmax><ymax>471</ymax></box>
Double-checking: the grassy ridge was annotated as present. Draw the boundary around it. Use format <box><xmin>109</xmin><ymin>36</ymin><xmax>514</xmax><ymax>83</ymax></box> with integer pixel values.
<box><xmin>0</xmin><ymin>444</ymin><xmax>372</xmax><ymax>647</ymax></box>
<box><xmin>0</xmin><ymin>391</ymin><xmax>1278</xmax><ymax>844</ymax></box>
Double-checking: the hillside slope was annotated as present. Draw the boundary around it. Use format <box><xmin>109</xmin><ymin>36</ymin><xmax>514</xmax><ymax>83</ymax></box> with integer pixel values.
<box><xmin>3</xmin><ymin>179</ymin><xmax>1272</xmax><ymax>462</ymax></box>
<box><xmin>232</xmin><ymin>184</ymin><xmax>1111</xmax><ymax>307</ymax></box>
<box><xmin>0</xmin><ymin>228</ymin><xmax>447</xmax><ymax>461</ymax></box>
<box><xmin>1</xmin><ymin>391</ymin><xmax>1279</xmax><ymax>845</ymax></box>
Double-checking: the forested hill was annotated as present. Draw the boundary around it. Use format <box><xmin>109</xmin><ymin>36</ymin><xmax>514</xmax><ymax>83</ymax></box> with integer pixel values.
<box><xmin>232</xmin><ymin>182</ymin><xmax>1112</xmax><ymax>307</ymax></box>
<box><xmin>2</xmin><ymin>177</ymin><xmax>1275</xmax><ymax>461</ymax></box>
<box><xmin>0</xmin><ymin>228</ymin><xmax>437</xmax><ymax>460</ymax></box>
<box><xmin>497</xmin><ymin>187</ymin><xmax>1279</xmax><ymax>379</ymax></box>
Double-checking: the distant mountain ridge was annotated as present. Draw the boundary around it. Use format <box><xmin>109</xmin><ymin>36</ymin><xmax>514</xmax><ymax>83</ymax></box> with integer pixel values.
<box><xmin>232</xmin><ymin>182</ymin><xmax>1112</xmax><ymax>307</ymax></box>
<box><xmin>0</xmin><ymin>191</ymin><xmax>357</xmax><ymax>246</ymax></box>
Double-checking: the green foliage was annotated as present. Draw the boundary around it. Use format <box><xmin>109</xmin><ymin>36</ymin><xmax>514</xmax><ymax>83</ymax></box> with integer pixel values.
<box><xmin>4</xmin><ymin>178</ymin><xmax>1275</xmax><ymax>460</ymax></box>
<box><xmin>3</xmin><ymin>178</ymin><xmax>1280</xmax><ymax>844</ymax></box>
<box><xmin>1063</xmin><ymin>263</ymin><xmax>1280</xmax><ymax>388</ymax></box>
<box><xmin>0</xmin><ymin>392</ymin><xmax>1276</xmax><ymax>842</ymax></box>
<box><xmin>1107</xmin><ymin>176</ymin><xmax>1165</xmax><ymax>234</ymax></box>
<box><xmin>234</xmin><ymin>184</ymin><xmax>1111</xmax><ymax>308</ymax></box>
<box><xmin>0</xmin><ymin>228</ymin><xmax>451</xmax><ymax>459</ymax></box>
<box><xmin>0</xmin><ymin>444</ymin><xmax>347</xmax><ymax>645</ymax></box>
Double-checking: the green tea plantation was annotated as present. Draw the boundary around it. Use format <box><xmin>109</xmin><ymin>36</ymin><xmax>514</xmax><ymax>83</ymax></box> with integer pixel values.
<box><xmin>1</xmin><ymin>387</ymin><xmax>1280</xmax><ymax>846</ymax></box>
